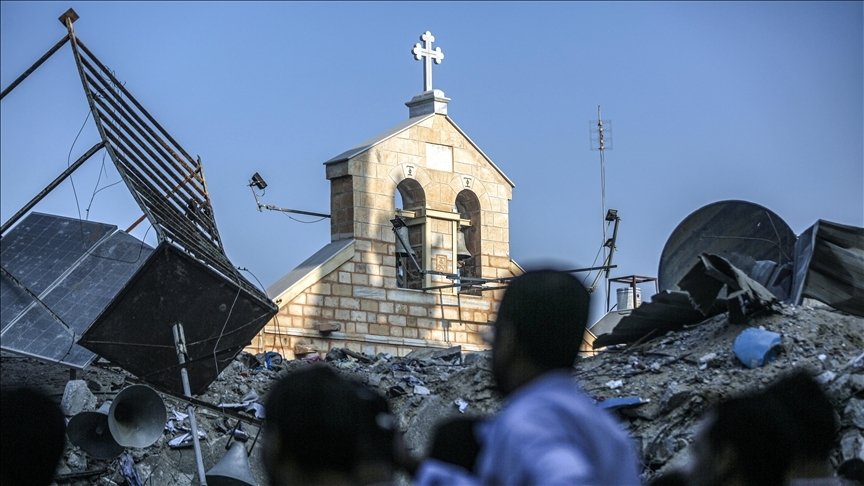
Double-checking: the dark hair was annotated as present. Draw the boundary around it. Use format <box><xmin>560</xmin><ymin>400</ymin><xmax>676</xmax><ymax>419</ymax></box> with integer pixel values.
<box><xmin>762</xmin><ymin>370</ymin><xmax>837</xmax><ymax>461</ymax></box>
<box><xmin>264</xmin><ymin>365</ymin><xmax>366</xmax><ymax>474</ymax></box>
<box><xmin>1</xmin><ymin>387</ymin><xmax>66</xmax><ymax>486</ymax></box>
<box><xmin>263</xmin><ymin>364</ymin><xmax>395</xmax><ymax>479</ymax></box>
<box><xmin>495</xmin><ymin>269</ymin><xmax>590</xmax><ymax>369</ymax></box>
<box><xmin>838</xmin><ymin>458</ymin><xmax>864</xmax><ymax>483</ymax></box>
<box><xmin>705</xmin><ymin>393</ymin><xmax>794</xmax><ymax>486</ymax></box>
<box><xmin>427</xmin><ymin>416</ymin><xmax>483</xmax><ymax>472</ymax></box>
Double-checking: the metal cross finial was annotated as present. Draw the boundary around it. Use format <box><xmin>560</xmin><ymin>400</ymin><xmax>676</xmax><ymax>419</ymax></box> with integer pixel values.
<box><xmin>412</xmin><ymin>31</ymin><xmax>444</xmax><ymax>92</ymax></box>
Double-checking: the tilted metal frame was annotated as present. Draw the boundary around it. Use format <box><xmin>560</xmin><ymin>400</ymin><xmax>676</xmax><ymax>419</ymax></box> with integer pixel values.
<box><xmin>62</xmin><ymin>20</ymin><xmax>257</xmax><ymax>296</ymax></box>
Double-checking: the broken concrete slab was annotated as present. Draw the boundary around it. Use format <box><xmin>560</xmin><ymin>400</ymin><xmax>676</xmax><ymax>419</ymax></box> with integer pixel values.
<box><xmin>61</xmin><ymin>379</ymin><xmax>97</xmax><ymax>416</ymax></box>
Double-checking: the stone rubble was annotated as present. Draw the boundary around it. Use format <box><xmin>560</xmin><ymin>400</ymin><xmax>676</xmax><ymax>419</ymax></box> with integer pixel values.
<box><xmin>1</xmin><ymin>303</ymin><xmax>860</xmax><ymax>485</ymax></box>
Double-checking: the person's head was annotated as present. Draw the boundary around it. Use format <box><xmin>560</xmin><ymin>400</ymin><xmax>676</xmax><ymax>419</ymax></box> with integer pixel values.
<box><xmin>762</xmin><ymin>370</ymin><xmax>837</xmax><ymax>478</ymax></box>
<box><xmin>262</xmin><ymin>364</ymin><xmax>394</xmax><ymax>485</ymax></box>
<box><xmin>838</xmin><ymin>458</ymin><xmax>864</xmax><ymax>483</ymax></box>
<box><xmin>1</xmin><ymin>387</ymin><xmax>66</xmax><ymax>486</ymax></box>
<box><xmin>426</xmin><ymin>416</ymin><xmax>483</xmax><ymax>473</ymax></box>
<box><xmin>492</xmin><ymin>268</ymin><xmax>590</xmax><ymax>394</ymax></box>
<box><xmin>689</xmin><ymin>393</ymin><xmax>794</xmax><ymax>486</ymax></box>
<box><xmin>352</xmin><ymin>380</ymin><xmax>399</xmax><ymax>484</ymax></box>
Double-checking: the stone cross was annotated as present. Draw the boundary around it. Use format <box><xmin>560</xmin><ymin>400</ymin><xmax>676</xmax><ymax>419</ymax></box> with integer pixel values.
<box><xmin>412</xmin><ymin>31</ymin><xmax>444</xmax><ymax>92</ymax></box>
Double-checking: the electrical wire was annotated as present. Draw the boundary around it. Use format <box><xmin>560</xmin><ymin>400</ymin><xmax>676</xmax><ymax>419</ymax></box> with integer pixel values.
<box><xmin>67</xmin><ymin>109</ymin><xmax>92</xmax><ymax>222</ymax></box>
<box><xmin>282</xmin><ymin>212</ymin><xmax>327</xmax><ymax>224</ymax></box>
<box><xmin>211</xmin><ymin>285</ymin><xmax>241</xmax><ymax>377</ymax></box>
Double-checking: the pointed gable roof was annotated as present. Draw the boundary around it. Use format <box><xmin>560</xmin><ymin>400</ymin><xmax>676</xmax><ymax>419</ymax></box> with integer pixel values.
<box><xmin>324</xmin><ymin>114</ymin><xmax>515</xmax><ymax>188</ymax></box>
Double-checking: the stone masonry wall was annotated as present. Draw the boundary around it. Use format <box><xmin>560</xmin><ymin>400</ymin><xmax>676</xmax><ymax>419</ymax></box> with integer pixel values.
<box><xmin>250</xmin><ymin>114</ymin><xmax>516</xmax><ymax>360</ymax></box>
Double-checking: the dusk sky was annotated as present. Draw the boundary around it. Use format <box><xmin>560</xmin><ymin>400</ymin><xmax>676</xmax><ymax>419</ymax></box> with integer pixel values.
<box><xmin>2</xmin><ymin>1</ymin><xmax>861</xmax><ymax>322</ymax></box>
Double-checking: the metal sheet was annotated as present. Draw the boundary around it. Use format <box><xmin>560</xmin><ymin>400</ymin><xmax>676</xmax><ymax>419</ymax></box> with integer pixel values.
<box><xmin>79</xmin><ymin>243</ymin><xmax>277</xmax><ymax>395</ymax></box>
<box><xmin>658</xmin><ymin>200</ymin><xmax>796</xmax><ymax>297</ymax></box>
<box><xmin>791</xmin><ymin>220</ymin><xmax>864</xmax><ymax>316</ymax></box>
<box><xmin>592</xmin><ymin>291</ymin><xmax>711</xmax><ymax>349</ymax></box>
<box><xmin>1</xmin><ymin>213</ymin><xmax>153</xmax><ymax>367</ymax></box>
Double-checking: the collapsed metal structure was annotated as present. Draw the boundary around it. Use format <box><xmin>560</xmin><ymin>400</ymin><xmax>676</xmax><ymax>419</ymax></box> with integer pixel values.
<box><xmin>1</xmin><ymin>9</ymin><xmax>277</xmax><ymax>396</ymax></box>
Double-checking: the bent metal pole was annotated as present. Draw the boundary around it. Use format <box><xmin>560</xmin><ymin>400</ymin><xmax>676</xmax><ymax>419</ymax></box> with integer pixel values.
<box><xmin>173</xmin><ymin>323</ymin><xmax>208</xmax><ymax>485</ymax></box>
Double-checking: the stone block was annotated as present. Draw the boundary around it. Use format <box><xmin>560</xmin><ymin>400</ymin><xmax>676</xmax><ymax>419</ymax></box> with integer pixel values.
<box><xmin>340</xmin><ymin>297</ymin><xmax>361</xmax><ymax>310</ymax></box>
<box><xmin>350</xmin><ymin>311</ymin><xmax>367</xmax><ymax>323</ymax></box>
<box><xmin>360</xmin><ymin>300</ymin><xmax>379</xmax><ymax>312</ymax></box>
<box><xmin>409</xmin><ymin>306</ymin><xmax>428</xmax><ymax>317</ymax></box>
<box><xmin>61</xmin><ymin>380</ymin><xmax>97</xmax><ymax>416</ymax></box>
<box><xmin>370</xmin><ymin>324</ymin><xmax>389</xmax><ymax>336</ymax></box>
<box><xmin>333</xmin><ymin>283</ymin><xmax>352</xmax><ymax>296</ymax></box>
<box><xmin>317</xmin><ymin>322</ymin><xmax>341</xmax><ymax>333</ymax></box>
<box><xmin>388</xmin><ymin>315</ymin><xmax>407</xmax><ymax>326</ymax></box>
<box><xmin>355</xmin><ymin>286</ymin><xmax>386</xmax><ymax>299</ymax></box>
<box><xmin>294</xmin><ymin>343</ymin><xmax>317</xmax><ymax>356</ymax></box>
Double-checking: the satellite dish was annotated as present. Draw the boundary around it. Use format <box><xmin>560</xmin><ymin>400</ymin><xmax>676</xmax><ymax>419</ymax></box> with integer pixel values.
<box><xmin>658</xmin><ymin>200</ymin><xmax>796</xmax><ymax>293</ymax></box>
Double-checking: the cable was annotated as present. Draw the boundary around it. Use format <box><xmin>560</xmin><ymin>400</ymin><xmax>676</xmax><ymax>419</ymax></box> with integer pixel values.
<box><xmin>67</xmin><ymin>109</ymin><xmax>92</xmax><ymax>222</ymax></box>
<box><xmin>211</xmin><ymin>286</ymin><xmax>241</xmax><ymax>377</ymax></box>
<box><xmin>85</xmin><ymin>150</ymin><xmax>122</xmax><ymax>219</ymax></box>
<box><xmin>282</xmin><ymin>212</ymin><xmax>327</xmax><ymax>224</ymax></box>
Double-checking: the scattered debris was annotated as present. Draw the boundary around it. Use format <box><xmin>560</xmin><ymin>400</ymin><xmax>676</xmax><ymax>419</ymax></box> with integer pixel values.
<box><xmin>1</xmin><ymin>303</ymin><xmax>860</xmax><ymax>484</ymax></box>
<box><xmin>61</xmin><ymin>380</ymin><xmax>97</xmax><ymax>416</ymax></box>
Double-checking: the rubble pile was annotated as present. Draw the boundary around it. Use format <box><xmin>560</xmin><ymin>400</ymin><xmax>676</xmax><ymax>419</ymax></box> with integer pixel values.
<box><xmin>1</xmin><ymin>303</ymin><xmax>861</xmax><ymax>485</ymax></box>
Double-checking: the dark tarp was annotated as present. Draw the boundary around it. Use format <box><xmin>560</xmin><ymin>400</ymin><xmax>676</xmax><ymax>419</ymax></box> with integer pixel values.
<box><xmin>593</xmin><ymin>291</ymin><xmax>710</xmax><ymax>348</ymax></box>
<box><xmin>594</xmin><ymin>253</ymin><xmax>777</xmax><ymax>348</ymax></box>
<box><xmin>791</xmin><ymin>220</ymin><xmax>864</xmax><ymax>317</ymax></box>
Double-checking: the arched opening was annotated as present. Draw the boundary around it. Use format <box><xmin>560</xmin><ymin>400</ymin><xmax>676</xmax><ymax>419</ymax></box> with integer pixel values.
<box><xmin>394</xmin><ymin>179</ymin><xmax>426</xmax><ymax>289</ymax></box>
<box><xmin>455</xmin><ymin>190</ymin><xmax>481</xmax><ymax>294</ymax></box>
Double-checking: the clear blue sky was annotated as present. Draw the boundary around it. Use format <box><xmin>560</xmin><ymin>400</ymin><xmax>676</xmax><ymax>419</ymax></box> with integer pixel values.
<box><xmin>2</xmin><ymin>2</ymin><xmax>862</xmax><ymax>322</ymax></box>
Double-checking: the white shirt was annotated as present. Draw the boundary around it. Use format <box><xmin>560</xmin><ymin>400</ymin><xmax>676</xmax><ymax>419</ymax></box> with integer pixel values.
<box><xmin>475</xmin><ymin>370</ymin><xmax>641</xmax><ymax>486</ymax></box>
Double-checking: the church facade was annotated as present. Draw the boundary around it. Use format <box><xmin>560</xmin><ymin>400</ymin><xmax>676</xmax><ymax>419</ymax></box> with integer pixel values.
<box><xmin>248</xmin><ymin>33</ymin><xmax>521</xmax><ymax>359</ymax></box>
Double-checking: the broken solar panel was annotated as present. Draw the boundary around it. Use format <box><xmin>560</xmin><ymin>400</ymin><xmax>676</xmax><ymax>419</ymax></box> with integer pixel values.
<box><xmin>79</xmin><ymin>242</ymin><xmax>277</xmax><ymax>395</ymax></box>
<box><xmin>1</xmin><ymin>212</ymin><xmax>153</xmax><ymax>367</ymax></box>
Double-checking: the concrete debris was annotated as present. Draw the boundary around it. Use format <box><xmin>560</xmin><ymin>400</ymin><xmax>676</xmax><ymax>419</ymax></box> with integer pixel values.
<box><xmin>61</xmin><ymin>379</ymin><xmax>97</xmax><ymax>416</ymax></box>
<box><xmin>606</xmin><ymin>379</ymin><xmax>624</xmax><ymax>389</ymax></box>
<box><xmin>0</xmin><ymin>304</ymin><xmax>860</xmax><ymax>484</ymax></box>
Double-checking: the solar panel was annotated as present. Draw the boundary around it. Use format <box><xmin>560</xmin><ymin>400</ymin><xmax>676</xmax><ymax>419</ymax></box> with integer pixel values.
<box><xmin>1</xmin><ymin>213</ymin><xmax>153</xmax><ymax>368</ymax></box>
<box><xmin>79</xmin><ymin>242</ymin><xmax>276</xmax><ymax>395</ymax></box>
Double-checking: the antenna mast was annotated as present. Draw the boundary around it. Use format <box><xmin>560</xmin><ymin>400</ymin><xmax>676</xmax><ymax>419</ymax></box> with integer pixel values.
<box><xmin>588</xmin><ymin>106</ymin><xmax>619</xmax><ymax>309</ymax></box>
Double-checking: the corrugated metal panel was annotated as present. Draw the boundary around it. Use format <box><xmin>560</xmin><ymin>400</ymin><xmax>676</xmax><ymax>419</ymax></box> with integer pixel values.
<box><xmin>791</xmin><ymin>220</ymin><xmax>864</xmax><ymax>317</ymax></box>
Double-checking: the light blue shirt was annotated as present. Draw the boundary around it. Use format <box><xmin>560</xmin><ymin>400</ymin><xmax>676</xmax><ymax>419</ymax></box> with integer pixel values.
<box><xmin>475</xmin><ymin>370</ymin><xmax>641</xmax><ymax>486</ymax></box>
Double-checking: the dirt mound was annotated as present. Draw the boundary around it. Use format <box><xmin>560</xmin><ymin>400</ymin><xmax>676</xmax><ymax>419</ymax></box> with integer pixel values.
<box><xmin>2</xmin><ymin>304</ymin><xmax>861</xmax><ymax>484</ymax></box>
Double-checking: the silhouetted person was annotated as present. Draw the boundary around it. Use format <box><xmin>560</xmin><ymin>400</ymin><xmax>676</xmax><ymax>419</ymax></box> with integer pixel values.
<box><xmin>262</xmin><ymin>365</ymin><xmax>397</xmax><ymax>485</ymax></box>
<box><xmin>688</xmin><ymin>369</ymin><xmax>846</xmax><ymax>486</ymax></box>
<box><xmin>414</xmin><ymin>416</ymin><xmax>484</xmax><ymax>485</ymax></box>
<box><xmin>474</xmin><ymin>268</ymin><xmax>641</xmax><ymax>485</ymax></box>
<box><xmin>1</xmin><ymin>387</ymin><xmax>66</xmax><ymax>486</ymax></box>
<box><xmin>688</xmin><ymin>392</ymin><xmax>794</xmax><ymax>486</ymax></box>
<box><xmin>648</xmin><ymin>470</ymin><xmax>689</xmax><ymax>486</ymax></box>
<box><xmin>763</xmin><ymin>370</ymin><xmax>838</xmax><ymax>484</ymax></box>
<box><xmin>838</xmin><ymin>458</ymin><xmax>864</xmax><ymax>484</ymax></box>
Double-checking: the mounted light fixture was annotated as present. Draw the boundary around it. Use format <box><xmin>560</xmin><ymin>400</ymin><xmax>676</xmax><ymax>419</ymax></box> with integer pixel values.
<box><xmin>249</xmin><ymin>172</ymin><xmax>267</xmax><ymax>190</ymax></box>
